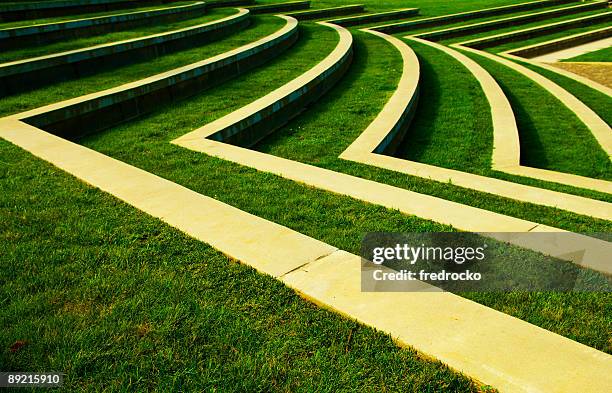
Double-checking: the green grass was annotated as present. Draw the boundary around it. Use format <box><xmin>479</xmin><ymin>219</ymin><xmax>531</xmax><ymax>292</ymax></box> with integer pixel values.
<box><xmin>0</xmin><ymin>7</ymin><xmax>237</xmax><ymax>63</ymax></box>
<box><xmin>464</xmin><ymin>50</ymin><xmax>611</xmax><ymax>180</ymax></box>
<box><xmin>3</xmin><ymin>0</ymin><xmax>612</xmax><ymax>389</ymax></box>
<box><xmin>0</xmin><ymin>138</ymin><xmax>487</xmax><ymax>392</ymax></box>
<box><xmin>388</xmin><ymin>38</ymin><xmax>611</xmax><ymax>180</ymax></box>
<box><xmin>70</xmin><ymin>26</ymin><xmax>612</xmax><ymax>353</ymax></box>
<box><xmin>564</xmin><ymin>45</ymin><xmax>612</xmax><ymax>62</ymax></box>
<box><xmin>439</xmin><ymin>7</ymin><xmax>610</xmax><ymax>44</ymax></box>
<box><xmin>397</xmin><ymin>41</ymin><xmax>493</xmax><ymax>172</ymax></box>
<box><xmin>0</xmin><ymin>15</ymin><xmax>285</xmax><ymax>116</ymax></box>
<box><xmin>0</xmin><ymin>1</ymin><xmax>195</xmax><ymax>29</ymax></box>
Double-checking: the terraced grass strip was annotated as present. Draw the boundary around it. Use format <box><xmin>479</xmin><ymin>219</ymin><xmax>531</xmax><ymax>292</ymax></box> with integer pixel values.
<box><xmin>0</xmin><ymin>16</ymin><xmax>285</xmax><ymax>118</ymax></box>
<box><xmin>502</xmin><ymin>47</ymin><xmax>612</xmax><ymax>106</ymax></box>
<box><xmin>461</xmin><ymin>11</ymin><xmax>612</xmax><ymax>50</ymax></box>
<box><xmin>565</xmin><ymin>44</ymin><xmax>612</xmax><ymax>61</ymax></box>
<box><xmin>175</xmin><ymin>21</ymin><xmax>352</xmax><ymax>147</ymax></box>
<box><xmin>371</xmin><ymin>0</ymin><xmax>575</xmax><ymax>34</ymax></box>
<box><xmin>286</xmin><ymin>4</ymin><xmax>364</xmax><ymax>20</ymax></box>
<box><xmin>417</xmin><ymin>1</ymin><xmax>608</xmax><ymax>42</ymax></box>
<box><xmin>0</xmin><ymin>8</ymin><xmax>251</xmax><ymax>95</ymax></box>
<box><xmin>1</xmin><ymin>116</ymin><xmax>611</xmax><ymax>393</ymax></box>
<box><xmin>0</xmin><ymin>1</ymin><xmax>209</xmax><ymax>49</ymax></box>
<box><xmin>339</xmin><ymin>30</ymin><xmax>612</xmax><ymax>222</ymax></box>
<box><xmin>456</xmin><ymin>43</ymin><xmax>612</xmax><ymax>167</ymax></box>
<box><xmin>11</xmin><ymin>15</ymin><xmax>298</xmax><ymax>139</ymax></box>
<box><xmin>0</xmin><ymin>0</ymin><xmax>180</xmax><ymax>21</ymax></box>
<box><xmin>459</xmin><ymin>45</ymin><xmax>612</xmax><ymax>182</ymax></box>
<box><xmin>0</xmin><ymin>7</ymin><xmax>239</xmax><ymax>63</ymax></box>
<box><xmin>0</xmin><ymin>138</ymin><xmax>482</xmax><ymax>393</ymax></box>
<box><xmin>64</xmin><ymin>25</ymin><xmax>612</xmax><ymax>354</ymax></box>
<box><xmin>207</xmin><ymin>0</ymin><xmax>255</xmax><ymax>8</ymax></box>
<box><xmin>504</xmin><ymin>24</ymin><xmax>612</xmax><ymax>59</ymax></box>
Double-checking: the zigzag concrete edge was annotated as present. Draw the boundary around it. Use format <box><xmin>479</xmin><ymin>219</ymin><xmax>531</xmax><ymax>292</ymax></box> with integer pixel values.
<box><xmin>174</xmin><ymin>20</ymin><xmax>353</xmax><ymax>148</ymax></box>
<box><xmin>455</xmin><ymin>43</ymin><xmax>612</xmax><ymax>161</ymax></box>
<box><xmin>1</xmin><ymin>114</ymin><xmax>611</xmax><ymax>393</ymax></box>
<box><xmin>339</xmin><ymin>30</ymin><xmax>612</xmax><ymax>221</ymax></box>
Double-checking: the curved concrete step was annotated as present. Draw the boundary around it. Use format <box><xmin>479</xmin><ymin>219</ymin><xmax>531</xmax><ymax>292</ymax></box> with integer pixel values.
<box><xmin>2</xmin><ymin>116</ymin><xmax>611</xmax><ymax>393</ymax></box>
<box><xmin>0</xmin><ymin>8</ymin><xmax>251</xmax><ymax>96</ymax></box>
<box><xmin>174</xmin><ymin>21</ymin><xmax>353</xmax><ymax>148</ymax></box>
<box><xmin>0</xmin><ymin>1</ymin><xmax>209</xmax><ymax>49</ymax></box>
<box><xmin>9</xmin><ymin>15</ymin><xmax>299</xmax><ymax>139</ymax></box>
<box><xmin>339</xmin><ymin>29</ymin><xmax>612</xmax><ymax>221</ymax></box>
<box><xmin>453</xmin><ymin>42</ymin><xmax>612</xmax><ymax>163</ymax></box>
<box><xmin>417</xmin><ymin>1</ymin><xmax>608</xmax><ymax>42</ymax></box>
<box><xmin>370</xmin><ymin>0</ymin><xmax>575</xmax><ymax>34</ymax></box>
<box><xmin>461</xmin><ymin>11</ymin><xmax>612</xmax><ymax>50</ymax></box>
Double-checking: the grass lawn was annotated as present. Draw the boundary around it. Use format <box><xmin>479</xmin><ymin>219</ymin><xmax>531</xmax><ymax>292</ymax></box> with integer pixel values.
<box><xmin>564</xmin><ymin>45</ymin><xmax>612</xmax><ymax>62</ymax></box>
<box><xmin>463</xmin><ymin>49</ymin><xmax>610</xmax><ymax>180</ymax></box>
<box><xmin>2</xmin><ymin>0</ymin><xmax>611</xmax><ymax>390</ymax></box>
<box><xmin>72</xmin><ymin>24</ymin><xmax>612</xmax><ymax>352</ymax></box>
<box><xmin>0</xmin><ymin>139</ymin><xmax>486</xmax><ymax>392</ymax></box>
<box><xmin>0</xmin><ymin>15</ymin><xmax>285</xmax><ymax>116</ymax></box>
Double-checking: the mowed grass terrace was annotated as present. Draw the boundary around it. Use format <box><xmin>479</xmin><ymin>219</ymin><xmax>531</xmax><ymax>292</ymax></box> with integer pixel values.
<box><xmin>1</xmin><ymin>0</ymin><xmax>611</xmax><ymax>391</ymax></box>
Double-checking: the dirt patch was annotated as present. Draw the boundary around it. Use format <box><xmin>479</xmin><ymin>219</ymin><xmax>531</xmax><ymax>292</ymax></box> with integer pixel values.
<box><xmin>550</xmin><ymin>62</ymin><xmax>612</xmax><ymax>89</ymax></box>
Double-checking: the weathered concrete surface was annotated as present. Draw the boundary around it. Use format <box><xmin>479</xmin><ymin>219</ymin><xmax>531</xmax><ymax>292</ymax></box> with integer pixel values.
<box><xmin>286</xmin><ymin>4</ymin><xmax>364</xmax><ymax>20</ymax></box>
<box><xmin>371</xmin><ymin>0</ymin><xmax>575</xmax><ymax>34</ymax></box>
<box><xmin>247</xmin><ymin>1</ymin><xmax>310</xmax><ymax>15</ymax></box>
<box><xmin>328</xmin><ymin>8</ymin><xmax>419</xmax><ymax>27</ymax></box>
<box><xmin>10</xmin><ymin>15</ymin><xmax>298</xmax><ymax>140</ymax></box>
<box><xmin>174</xmin><ymin>21</ymin><xmax>352</xmax><ymax>148</ymax></box>
<box><xmin>0</xmin><ymin>9</ymin><xmax>251</xmax><ymax>96</ymax></box>
<box><xmin>416</xmin><ymin>1</ymin><xmax>608</xmax><ymax>42</ymax></box>
<box><xmin>0</xmin><ymin>2</ymin><xmax>209</xmax><ymax>49</ymax></box>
